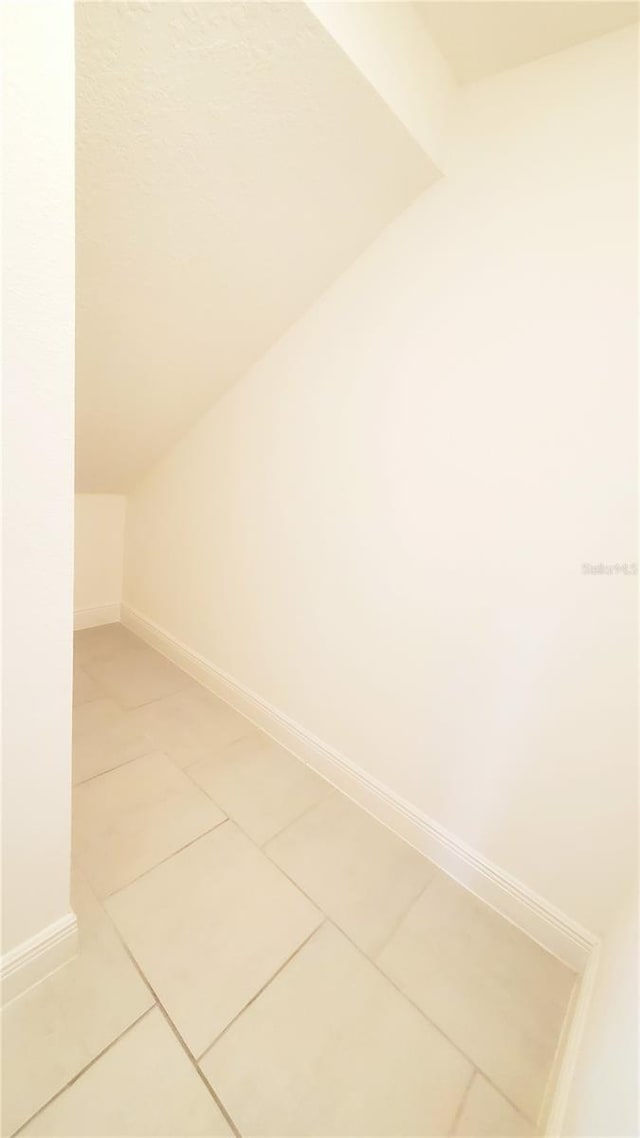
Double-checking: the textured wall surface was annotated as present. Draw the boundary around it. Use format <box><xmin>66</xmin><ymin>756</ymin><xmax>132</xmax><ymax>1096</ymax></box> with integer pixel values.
<box><xmin>75</xmin><ymin>1</ymin><xmax>438</xmax><ymax>491</ymax></box>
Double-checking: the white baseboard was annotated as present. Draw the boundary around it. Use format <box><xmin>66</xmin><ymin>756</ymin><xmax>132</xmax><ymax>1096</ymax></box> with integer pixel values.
<box><xmin>74</xmin><ymin>603</ymin><xmax>121</xmax><ymax>631</ymax></box>
<box><xmin>1</xmin><ymin>913</ymin><xmax>79</xmax><ymax>1005</ymax></box>
<box><xmin>121</xmin><ymin>603</ymin><xmax>598</xmax><ymax>973</ymax></box>
<box><xmin>541</xmin><ymin>942</ymin><xmax>601</xmax><ymax>1134</ymax></box>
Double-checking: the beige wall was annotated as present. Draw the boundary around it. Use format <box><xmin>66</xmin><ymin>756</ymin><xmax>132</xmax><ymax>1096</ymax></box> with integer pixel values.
<box><xmin>563</xmin><ymin>890</ymin><xmax>638</xmax><ymax>1136</ymax></box>
<box><xmin>2</xmin><ymin>2</ymin><xmax>75</xmax><ymax>959</ymax></box>
<box><xmin>74</xmin><ymin>494</ymin><xmax>126</xmax><ymax>627</ymax></box>
<box><xmin>124</xmin><ymin>26</ymin><xmax>637</xmax><ymax>945</ymax></box>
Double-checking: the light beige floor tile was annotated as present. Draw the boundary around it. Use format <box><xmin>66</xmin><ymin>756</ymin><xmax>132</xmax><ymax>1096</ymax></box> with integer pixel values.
<box><xmin>1</xmin><ymin>874</ymin><xmax>153</xmax><ymax>1137</ymax></box>
<box><xmin>72</xmin><ymin>696</ymin><xmax>155</xmax><ymax>784</ymax></box>
<box><xmin>72</xmin><ymin>663</ymin><xmax>100</xmax><ymax>706</ymax></box>
<box><xmin>106</xmin><ymin>823</ymin><xmax>322</xmax><ymax>1057</ymax></box>
<box><xmin>176</xmin><ymin>686</ymin><xmax>253</xmax><ymax>749</ymax></box>
<box><xmin>84</xmin><ymin>645</ymin><xmax>191</xmax><ymax>709</ymax></box>
<box><xmin>266</xmin><ymin>792</ymin><xmax>435</xmax><ymax>956</ymax></box>
<box><xmin>188</xmin><ymin>732</ymin><xmax>333</xmax><ymax>844</ymax></box>
<box><xmin>453</xmin><ymin>1073</ymin><xmax>537</xmax><ymax>1136</ymax></box>
<box><xmin>73</xmin><ymin>752</ymin><xmax>226</xmax><ymax>897</ymax></box>
<box><xmin>130</xmin><ymin>698</ymin><xmax>214</xmax><ymax>769</ymax></box>
<box><xmin>201</xmin><ymin>922</ymin><xmax>471</xmax><ymax>1137</ymax></box>
<box><xmin>376</xmin><ymin>875</ymin><xmax>576</xmax><ymax>1123</ymax></box>
<box><xmin>20</xmin><ymin>1008</ymin><xmax>232</xmax><ymax>1137</ymax></box>
<box><xmin>73</xmin><ymin>623</ymin><xmax>141</xmax><ymax>665</ymax></box>
<box><xmin>73</xmin><ymin>696</ymin><xmax>130</xmax><ymax>737</ymax></box>
<box><xmin>129</xmin><ymin>684</ymin><xmax>251</xmax><ymax>768</ymax></box>
<box><xmin>157</xmin><ymin>685</ymin><xmax>255</xmax><ymax>754</ymax></box>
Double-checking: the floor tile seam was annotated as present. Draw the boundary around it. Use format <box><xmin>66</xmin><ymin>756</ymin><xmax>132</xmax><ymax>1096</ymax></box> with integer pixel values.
<box><xmin>129</xmin><ymin>674</ymin><xmax>194</xmax><ymax>709</ymax></box>
<box><xmin>370</xmin><ymin>872</ymin><xmax>439</xmax><ymax>962</ymax></box>
<box><xmin>94</xmin><ymin>903</ymin><xmax>243</xmax><ymax>1138</ymax></box>
<box><xmin>150</xmin><ymin>991</ymin><xmax>243</xmax><ymax>1138</ymax></box>
<box><xmin>79</xmin><ymin>831</ymin><xmax>542</xmax><ymax>1128</ymax></box>
<box><xmin>195</xmin><ymin>919</ymin><xmax>328</xmax><ymax>1065</ymax></box>
<box><xmin>318</xmin><ymin>912</ymin><xmax>541</xmax><ymax>1126</ymax></box>
<box><xmin>255</xmin><ymin>784</ymin><xmax>339</xmax><ymax>848</ymax></box>
<box><xmin>72</xmin><ymin>738</ymin><xmax>227</xmax><ymax>788</ymax></box>
<box><xmin>75</xmin><ymin>636</ymin><xmax>551</xmax><ymax>1128</ymax></box>
<box><xmin>73</xmin><ymin>674</ymin><xmax>130</xmax><ymax>713</ymax></box>
<box><xmin>93</xmin><ymin>845</ymin><xmax>325</xmax><ymax>1094</ymax></box>
<box><xmin>10</xmin><ymin>1005</ymin><xmax>156</xmax><ymax>1137</ymax></box>
<box><xmin>71</xmin><ymin>742</ymin><xmax>162</xmax><ymax>788</ymax></box>
<box><xmin>215</xmin><ymin>746</ymin><xmax>556</xmax><ymax>1126</ymax></box>
<box><xmin>193</xmin><ymin>903</ymin><xmax>529</xmax><ymax>1137</ymax></box>
<box><xmin>447</xmin><ymin>1067</ymin><xmax>476</xmax><ymax>1136</ymax></box>
<box><xmin>71</xmin><ymin>693</ymin><xmax>102</xmax><ymax>709</ymax></box>
<box><xmin>97</xmin><ymin>817</ymin><xmax>231</xmax><ymax>902</ymax></box>
<box><xmin>78</xmin><ymin>667</ymin><xmax>193</xmax><ymax>712</ymax></box>
<box><xmin>185</xmin><ymin>814</ymin><xmax>491</xmax><ymax>1107</ymax></box>
<box><xmin>229</xmin><ymin>815</ymin><xmax>542</xmax><ymax>1134</ymax></box>
<box><xmin>178</xmin><ymin>759</ymin><xmax>337</xmax><ymax>849</ymax></box>
<box><xmin>102</xmin><ymin>677</ymin><xmax>193</xmax><ymax>711</ymax></box>
<box><xmin>177</xmin><ymin>728</ymin><xmax>261</xmax><ymax>775</ymax></box>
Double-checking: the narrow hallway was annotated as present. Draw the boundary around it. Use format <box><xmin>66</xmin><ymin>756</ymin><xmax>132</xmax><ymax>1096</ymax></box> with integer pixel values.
<box><xmin>3</xmin><ymin>625</ymin><xmax>575</xmax><ymax>1137</ymax></box>
<box><xmin>3</xmin><ymin>3</ymin><xmax>637</xmax><ymax>1134</ymax></box>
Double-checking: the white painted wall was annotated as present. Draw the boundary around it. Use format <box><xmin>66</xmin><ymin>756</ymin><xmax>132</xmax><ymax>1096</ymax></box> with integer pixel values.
<box><xmin>74</xmin><ymin>495</ymin><xmax>126</xmax><ymax>628</ymax></box>
<box><xmin>124</xmin><ymin>28</ymin><xmax>637</xmax><ymax>941</ymax></box>
<box><xmin>1</xmin><ymin>2</ymin><xmax>76</xmax><ymax>960</ymax></box>
<box><xmin>563</xmin><ymin>890</ymin><xmax>638</xmax><ymax>1136</ymax></box>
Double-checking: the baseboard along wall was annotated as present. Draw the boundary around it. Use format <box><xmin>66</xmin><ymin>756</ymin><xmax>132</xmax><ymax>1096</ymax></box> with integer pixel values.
<box><xmin>1</xmin><ymin>913</ymin><xmax>79</xmax><ymax>1006</ymax></box>
<box><xmin>120</xmin><ymin>603</ymin><xmax>598</xmax><ymax>975</ymax></box>
<box><xmin>74</xmin><ymin>603</ymin><xmax>121</xmax><ymax>631</ymax></box>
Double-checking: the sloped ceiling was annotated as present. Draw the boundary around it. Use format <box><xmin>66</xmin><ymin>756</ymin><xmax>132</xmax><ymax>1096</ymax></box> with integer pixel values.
<box><xmin>75</xmin><ymin>1</ymin><xmax>439</xmax><ymax>491</ymax></box>
<box><xmin>416</xmin><ymin>1</ymin><xmax>638</xmax><ymax>84</ymax></box>
<box><xmin>77</xmin><ymin>1</ymin><xmax>638</xmax><ymax>492</ymax></box>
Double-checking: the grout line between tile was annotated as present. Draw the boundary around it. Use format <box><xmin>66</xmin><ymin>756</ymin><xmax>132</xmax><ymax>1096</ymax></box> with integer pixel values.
<box><xmin>323</xmin><ymin>904</ymin><xmax>541</xmax><ymax>1129</ymax></box>
<box><xmin>370</xmin><ymin>872</ymin><xmax>438</xmax><ymax>961</ymax></box>
<box><xmin>149</xmin><ymin>993</ymin><xmax>243</xmax><ymax>1138</ymax></box>
<box><xmin>72</xmin><ymin>742</ymin><xmax>161</xmax><ymax>788</ymax></box>
<box><xmin>180</xmin><ymin>730</ymin><xmax>259</xmax><ymax>770</ymax></box>
<box><xmin>72</xmin><ymin>693</ymin><xmax>101</xmax><ymax>709</ymax></box>
<box><xmin>87</xmin><ymin>682</ymin><xmax>193</xmax><ymax>713</ymax></box>
<box><xmin>12</xmin><ymin>1005</ymin><xmax>156</xmax><ymax>1137</ymax></box>
<box><xmin>195</xmin><ymin>919</ymin><xmax>327</xmax><ymax>1063</ymax></box>
<box><xmin>118</xmin><ymin>678</ymin><xmax>193</xmax><ymax>711</ymax></box>
<box><xmin>240</xmin><ymin>823</ymin><xmax>543</xmax><ymax>1127</ymax></box>
<box><xmin>180</xmin><ymin>755</ymin><xmax>337</xmax><ymax>850</ymax></box>
<box><xmin>98</xmin><ymin>780</ymin><xmax>543</xmax><ymax>1129</ymax></box>
<box><xmin>100</xmin><ymin>912</ymin><xmax>243</xmax><ymax>1138</ymax></box>
<box><xmin>79</xmin><ymin>653</ymin><xmax>192</xmax><ymax>712</ymax></box>
<box><xmin>73</xmin><ymin>631</ymin><xmax>558</xmax><ymax>1131</ymax></box>
<box><xmin>97</xmin><ymin>817</ymin><xmax>230</xmax><ymax>901</ymax></box>
<box><xmin>447</xmin><ymin>1067</ymin><xmax>476</xmax><ymax>1136</ymax></box>
<box><xmin>256</xmin><ymin>784</ymin><xmax>337</xmax><ymax>847</ymax></box>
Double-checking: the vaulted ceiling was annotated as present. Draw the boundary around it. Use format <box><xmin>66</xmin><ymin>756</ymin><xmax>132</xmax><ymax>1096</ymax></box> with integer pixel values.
<box><xmin>76</xmin><ymin>0</ymin><xmax>638</xmax><ymax>492</ymax></box>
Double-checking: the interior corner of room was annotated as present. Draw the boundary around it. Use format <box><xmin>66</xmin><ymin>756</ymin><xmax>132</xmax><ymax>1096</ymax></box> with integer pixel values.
<box><xmin>3</xmin><ymin>2</ymin><xmax>638</xmax><ymax>1137</ymax></box>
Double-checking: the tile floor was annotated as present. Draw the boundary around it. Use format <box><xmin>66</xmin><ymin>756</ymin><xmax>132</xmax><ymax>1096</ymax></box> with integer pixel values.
<box><xmin>2</xmin><ymin>624</ymin><xmax>577</xmax><ymax>1137</ymax></box>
